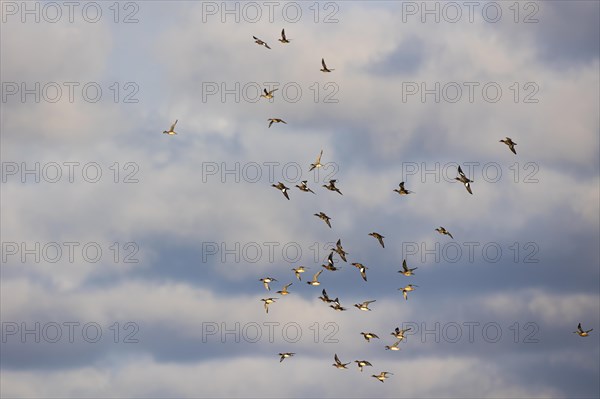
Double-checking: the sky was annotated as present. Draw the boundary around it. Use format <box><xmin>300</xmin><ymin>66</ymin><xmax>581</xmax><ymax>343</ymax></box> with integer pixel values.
<box><xmin>1</xmin><ymin>0</ymin><xmax>599</xmax><ymax>398</ymax></box>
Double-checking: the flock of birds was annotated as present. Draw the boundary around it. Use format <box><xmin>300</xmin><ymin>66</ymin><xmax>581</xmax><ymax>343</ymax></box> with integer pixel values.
<box><xmin>160</xmin><ymin>28</ymin><xmax>594</xmax><ymax>384</ymax></box>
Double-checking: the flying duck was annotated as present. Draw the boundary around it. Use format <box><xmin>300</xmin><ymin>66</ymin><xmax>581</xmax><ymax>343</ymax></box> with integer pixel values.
<box><xmin>332</xmin><ymin>239</ymin><xmax>348</xmax><ymax>262</ymax></box>
<box><xmin>332</xmin><ymin>354</ymin><xmax>350</xmax><ymax>369</ymax></box>
<box><xmin>354</xmin><ymin>360</ymin><xmax>373</xmax><ymax>372</ymax></box>
<box><xmin>320</xmin><ymin>58</ymin><xmax>334</xmax><ymax>72</ymax></box>
<box><xmin>279</xmin><ymin>352</ymin><xmax>295</xmax><ymax>362</ymax></box>
<box><xmin>399</xmin><ymin>284</ymin><xmax>418</xmax><ymax>300</ymax></box>
<box><xmin>354</xmin><ymin>300</ymin><xmax>376</xmax><ymax>311</ymax></box>
<box><xmin>435</xmin><ymin>227</ymin><xmax>454</xmax><ymax>239</ymax></box>
<box><xmin>322</xmin><ymin>252</ymin><xmax>341</xmax><ymax>271</ymax></box>
<box><xmin>385</xmin><ymin>340</ymin><xmax>401</xmax><ymax>351</ymax></box>
<box><xmin>259</xmin><ymin>277</ymin><xmax>277</xmax><ymax>291</ymax></box>
<box><xmin>162</xmin><ymin>120</ymin><xmax>178</xmax><ymax>135</ymax></box>
<box><xmin>391</xmin><ymin>327</ymin><xmax>412</xmax><ymax>341</ymax></box>
<box><xmin>276</xmin><ymin>283</ymin><xmax>293</xmax><ymax>296</ymax></box>
<box><xmin>573</xmin><ymin>323</ymin><xmax>593</xmax><ymax>337</ymax></box>
<box><xmin>291</xmin><ymin>266</ymin><xmax>309</xmax><ymax>281</ymax></box>
<box><xmin>261</xmin><ymin>297</ymin><xmax>277</xmax><ymax>313</ymax></box>
<box><xmin>368</xmin><ymin>232</ymin><xmax>385</xmax><ymax>248</ymax></box>
<box><xmin>278</xmin><ymin>28</ymin><xmax>290</xmax><ymax>43</ymax></box>
<box><xmin>455</xmin><ymin>165</ymin><xmax>474</xmax><ymax>194</ymax></box>
<box><xmin>329</xmin><ymin>300</ymin><xmax>347</xmax><ymax>311</ymax></box>
<box><xmin>306</xmin><ymin>270</ymin><xmax>323</xmax><ymax>286</ymax></box>
<box><xmin>372</xmin><ymin>371</ymin><xmax>393</xmax><ymax>382</ymax></box>
<box><xmin>500</xmin><ymin>137</ymin><xmax>517</xmax><ymax>154</ymax></box>
<box><xmin>323</xmin><ymin>179</ymin><xmax>343</xmax><ymax>195</ymax></box>
<box><xmin>268</xmin><ymin>118</ymin><xmax>287</xmax><ymax>128</ymax></box>
<box><xmin>393</xmin><ymin>181</ymin><xmax>413</xmax><ymax>195</ymax></box>
<box><xmin>398</xmin><ymin>259</ymin><xmax>417</xmax><ymax>276</ymax></box>
<box><xmin>360</xmin><ymin>332</ymin><xmax>379</xmax><ymax>342</ymax></box>
<box><xmin>296</xmin><ymin>180</ymin><xmax>316</xmax><ymax>194</ymax></box>
<box><xmin>351</xmin><ymin>262</ymin><xmax>368</xmax><ymax>282</ymax></box>
<box><xmin>314</xmin><ymin>212</ymin><xmax>332</xmax><ymax>228</ymax></box>
<box><xmin>260</xmin><ymin>88</ymin><xmax>278</xmax><ymax>99</ymax></box>
<box><xmin>253</xmin><ymin>36</ymin><xmax>271</xmax><ymax>49</ymax></box>
<box><xmin>309</xmin><ymin>150</ymin><xmax>323</xmax><ymax>171</ymax></box>
<box><xmin>318</xmin><ymin>288</ymin><xmax>334</xmax><ymax>303</ymax></box>
<box><xmin>272</xmin><ymin>182</ymin><xmax>291</xmax><ymax>200</ymax></box>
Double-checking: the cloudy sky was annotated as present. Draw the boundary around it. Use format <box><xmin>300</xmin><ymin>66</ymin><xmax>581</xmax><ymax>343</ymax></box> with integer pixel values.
<box><xmin>1</xmin><ymin>1</ymin><xmax>599</xmax><ymax>397</ymax></box>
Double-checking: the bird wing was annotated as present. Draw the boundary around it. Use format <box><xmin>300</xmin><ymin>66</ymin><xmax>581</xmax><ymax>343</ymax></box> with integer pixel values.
<box><xmin>322</xmin><ymin>58</ymin><xmax>327</xmax><ymax>69</ymax></box>
<box><xmin>465</xmin><ymin>183</ymin><xmax>473</xmax><ymax>195</ymax></box>
<box><xmin>315</xmin><ymin>150</ymin><xmax>323</xmax><ymax>164</ymax></box>
<box><xmin>402</xmin><ymin>259</ymin><xmax>408</xmax><ymax>272</ymax></box>
<box><xmin>281</xmin><ymin>29</ymin><xmax>286</xmax><ymax>40</ymax></box>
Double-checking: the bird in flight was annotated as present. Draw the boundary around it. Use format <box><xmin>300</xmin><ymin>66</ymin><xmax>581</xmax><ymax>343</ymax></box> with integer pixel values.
<box><xmin>268</xmin><ymin>118</ymin><xmax>287</xmax><ymax>128</ymax></box>
<box><xmin>354</xmin><ymin>300</ymin><xmax>376</xmax><ymax>311</ymax></box>
<box><xmin>278</xmin><ymin>28</ymin><xmax>290</xmax><ymax>43</ymax></box>
<box><xmin>368</xmin><ymin>232</ymin><xmax>385</xmax><ymax>248</ymax></box>
<box><xmin>296</xmin><ymin>180</ymin><xmax>316</xmax><ymax>194</ymax></box>
<box><xmin>261</xmin><ymin>297</ymin><xmax>277</xmax><ymax>313</ymax></box>
<box><xmin>259</xmin><ymin>277</ymin><xmax>277</xmax><ymax>291</ymax></box>
<box><xmin>385</xmin><ymin>340</ymin><xmax>402</xmax><ymax>351</ymax></box>
<box><xmin>455</xmin><ymin>165</ymin><xmax>474</xmax><ymax>194</ymax></box>
<box><xmin>306</xmin><ymin>270</ymin><xmax>323</xmax><ymax>286</ymax></box>
<box><xmin>253</xmin><ymin>36</ymin><xmax>271</xmax><ymax>49</ymax></box>
<box><xmin>393</xmin><ymin>181</ymin><xmax>413</xmax><ymax>195</ymax></box>
<box><xmin>162</xmin><ymin>120</ymin><xmax>178</xmax><ymax>135</ymax></box>
<box><xmin>309</xmin><ymin>150</ymin><xmax>323</xmax><ymax>171</ymax></box>
<box><xmin>399</xmin><ymin>284</ymin><xmax>418</xmax><ymax>300</ymax></box>
<box><xmin>276</xmin><ymin>283</ymin><xmax>293</xmax><ymax>296</ymax></box>
<box><xmin>271</xmin><ymin>182</ymin><xmax>290</xmax><ymax>200</ymax></box>
<box><xmin>573</xmin><ymin>323</ymin><xmax>593</xmax><ymax>337</ymax></box>
<box><xmin>360</xmin><ymin>332</ymin><xmax>379</xmax><ymax>342</ymax></box>
<box><xmin>320</xmin><ymin>58</ymin><xmax>334</xmax><ymax>72</ymax></box>
<box><xmin>351</xmin><ymin>262</ymin><xmax>368</xmax><ymax>282</ymax></box>
<box><xmin>314</xmin><ymin>212</ymin><xmax>332</xmax><ymax>228</ymax></box>
<box><xmin>332</xmin><ymin>239</ymin><xmax>348</xmax><ymax>262</ymax></box>
<box><xmin>318</xmin><ymin>289</ymin><xmax>334</xmax><ymax>303</ymax></box>
<box><xmin>435</xmin><ymin>226</ymin><xmax>454</xmax><ymax>239</ymax></box>
<box><xmin>323</xmin><ymin>179</ymin><xmax>343</xmax><ymax>195</ymax></box>
<box><xmin>332</xmin><ymin>354</ymin><xmax>350</xmax><ymax>369</ymax></box>
<box><xmin>260</xmin><ymin>88</ymin><xmax>278</xmax><ymax>99</ymax></box>
<box><xmin>279</xmin><ymin>352</ymin><xmax>295</xmax><ymax>362</ymax></box>
<box><xmin>372</xmin><ymin>371</ymin><xmax>393</xmax><ymax>382</ymax></box>
<box><xmin>398</xmin><ymin>259</ymin><xmax>417</xmax><ymax>276</ymax></box>
<box><xmin>329</xmin><ymin>299</ymin><xmax>347</xmax><ymax>311</ymax></box>
<box><xmin>354</xmin><ymin>360</ymin><xmax>373</xmax><ymax>372</ymax></box>
<box><xmin>322</xmin><ymin>252</ymin><xmax>341</xmax><ymax>271</ymax></box>
<box><xmin>391</xmin><ymin>327</ymin><xmax>412</xmax><ymax>341</ymax></box>
<box><xmin>291</xmin><ymin>266</ymin><xmax>308</xmax><ymax>281</ymax></box>
<box><xmin>500</xmin><ymin>137</ymin><xmax>517</xmax><ymax>154</ymax></box>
